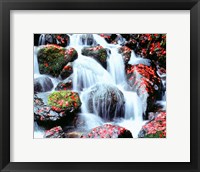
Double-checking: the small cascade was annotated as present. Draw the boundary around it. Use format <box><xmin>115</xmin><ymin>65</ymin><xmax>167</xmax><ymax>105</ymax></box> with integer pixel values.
<box><xmin>34</xmin><ymin>46</ymin><xmax>40</xmax><ymax>76</ymax></box>
<box><xmin>123</xmin><ymin>91</ymin><xmax>143</xmax><ymax>120</ymax></box>
<box><xmin>107</xmin><ymin>48</ymin><xmax>127</xmax><ymax>86</ymax></box>
<box><xmin>72</xmin><ymin>55</ymin><xmax>114</xmax><ymax>91</ymax></box>
<box><xmin>128</xmin><ymin>50</ymin><xmax>151</xmax><ymax>66</ymax></box>
<box><xmin>78</xmin><ymin>113</ymin><xmax>104</xmax><ymax>130</ymax></box>
<box><xmin>34</xmin><ymin>122</ymin><xmax>45</xmax><ymax>138</ymax></box>
<box><xmin>38</xmin><ymin>34</ymin><xmax>46</xmax><ymax>45</ymax></box>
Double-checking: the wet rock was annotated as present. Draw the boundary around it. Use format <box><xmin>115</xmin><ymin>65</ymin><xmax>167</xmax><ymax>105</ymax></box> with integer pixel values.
<box><xmin>65</xmin><ymin>131</ymin><xmax>83</xmax><ymax>138</ymax></box>
<box><xmin>82</xmin><ymin>83</ymin><xmax>125</xmax><ymax>121</ymax></box>
<box><xmin>54</xmin><ymin>34</ymin><xmax>70</xmax><ymax>47</ymax></box>
<box><xmin>34</xmin><ymin>76</ymin><xmax>53</xmax><ymax>93</ymax></box>
<box><xmin>34</xmin><ymin>34</ymin><xmax>41</xmax><ymax>46</ymax></box>
<box><xmin>60</xmin><ymin>63</ymin><xmax>73</xmax><ymax>80</ymax></box>
<box><xmin>34</xmin><ymin>94</ymin><xmax>78</xmax><ymax>129</ymax></box>
<box><xmin>81</xmin><ymin>45</ymin><xmax>108</xmax><ymax>68</ymax></box>
<box><xmin>34</xmin><ymin>95</ymin><xmax>69</xmax><ymax>128</ymax></box>
<box><xmin>48</xmin><ymin>90</ymin><xmax>81</xmax><ymax>113</ymax></box>
<box><xmin>118</xmin><ymin>46</ymin><xmax>132</xmax><ymax>64</ymax></box>
<box><xmin>37</xmin><ymin>45</ymin><xmax>78</xmax><ymax>77</ymax></box>
<box><xmin>138</xmin><ymin>111</ymin><xmax>166</xmax><ymax>138</ymax></box>
<box><xmin>126</xmin><ymin>64</ymin><xmax>162</xmax><ymax>119</ymax></box>
<box><xmin>44</xmin><ymin>126</ymin><xmax>65</xmax><ymax>138</ymax></box>
<box><xmin>55</xmin><ymin>76</ymin><xmax>73</xmax><ymax>91</ymax></box>
<box><xmin>81</xmin><ymin>124</ymin><xmax>133</xmax><ymax>138</ymax></box>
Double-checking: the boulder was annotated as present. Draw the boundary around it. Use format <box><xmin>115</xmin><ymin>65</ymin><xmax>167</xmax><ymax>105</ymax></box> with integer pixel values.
<box><xmin>48</xmin><ymin>90</ymin><xmax>81</xmax><ymax>113</ymax></box>
<box><xmin>54</xmin><ymin>34</ymin><xmax>70</xmax><ymax>47</ymax></box>
<box><xmin>81</xmin><ymin>124</ymin><xmax>133</xmax><ymax>138</ymax></box>
<box><xmin>37</xmin><ymin>45</ymin><xmax>78</xmax><ymax>77</ymax></box>
<box><xmin>44</xmin><ymin>126</ymin><xmax>65</xmax><ymax>138</ymax></box>
<box><xmin>82</xmin><ymin>83</ymin><xmax>125</xmax><ymax>121</ymax></box>
<box><xmin>34</xmin><ymin>76</ymin><xmax>53</xmax><ymax>93</ymax></box>
<box><xmin>34</xmin><ymin>95</ymin><xmax>69</xmax><ymax>128</ymax></box>
<box><xmin>55</xmin><ymin>76</ymin><xmax>73</xmax><ymax>91</ymax></box>
<box><xmin>138</xmin><ymin>111</ymin><xmax>166</xmax><ymax>138</ymax></box>
<box><xmin>81</xmin><ymin>45</ymin><xmax>108</xmax><ymax>68</ymax></box>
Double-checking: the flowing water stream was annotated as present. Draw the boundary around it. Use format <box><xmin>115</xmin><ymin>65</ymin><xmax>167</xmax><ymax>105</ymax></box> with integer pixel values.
<box><xmin>34</xmin><ymin>34</ymin><xmax>153</xmax><ymax>138</ymax></box>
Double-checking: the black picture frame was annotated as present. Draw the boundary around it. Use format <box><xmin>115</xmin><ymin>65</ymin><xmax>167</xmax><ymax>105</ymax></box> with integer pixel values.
<box><xmin>0</xmin><ymin>0</ymin><xmax>199</xmax><ymax>171</ymax></box>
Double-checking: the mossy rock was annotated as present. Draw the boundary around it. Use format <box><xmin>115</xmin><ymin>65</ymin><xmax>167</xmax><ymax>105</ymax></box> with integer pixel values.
<box><xmin>37</xmin><ymin>45</ymin><xmax>78</xmax><ymax>77</ymax></box>
<box><xmin>138</xmin><ymin>111</ymin><xmax>166</xmax><ymax>138</ymax></box>
<box><xmin>81</xmin><ymin>124</ymin><xmax>133</xmax><ymax>138</ymax></box>
<box><xmin>48</xmin><ymin>90</ymin><xmax>81</xmax><ymax>113</ymax></box>
<box><xmin>81</xmin><ymin>45</ymin><xmax>108</xmax><ymax>68</ymax></box>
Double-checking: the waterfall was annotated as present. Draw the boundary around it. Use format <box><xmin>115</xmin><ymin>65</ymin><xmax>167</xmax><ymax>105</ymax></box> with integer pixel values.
<box><xmin>38</xmin><ymin>34</ymin><xmax>46</xmax><ymax>45</ymax></box>
<box><xmin>72</xmin><ymin>54</ymin><xmax>114</xmax><ymax>91</ymax></box>
<box><xmin>34</xmin><ymin>46</ymin><xmax>40</xmax><ymax>76</ymax></box>
<box><xmin>34</xmin><ymin>33</ymin><xmax>157</xmax><ymax>138</ymax></box>
<box><xmin>107</xmin><ymin>48</ymin><xmax>127</xmax><ymax>86</ymax></box>
<box><xmin>128</xmin><ymin>50</ymin><xmax>151</xmax><ymax>66</ymax></box>
<box><xmin>123</xmin><ymin>91</ymin><xmax>143</xmax><ymax>120</ymax></box>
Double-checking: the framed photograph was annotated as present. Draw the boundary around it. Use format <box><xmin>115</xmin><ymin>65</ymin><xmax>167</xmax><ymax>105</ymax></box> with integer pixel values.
<box><xmin>0</xmin><ymin>0</ymin><xmax>199</xmax><ymax>171</ymax></box>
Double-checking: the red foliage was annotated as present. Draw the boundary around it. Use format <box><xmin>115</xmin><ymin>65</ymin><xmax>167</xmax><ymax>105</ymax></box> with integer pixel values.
<box><xmin>81</xmin><ymin>124</ymin><xmax>129</xmax><ymax>138</ymax></box>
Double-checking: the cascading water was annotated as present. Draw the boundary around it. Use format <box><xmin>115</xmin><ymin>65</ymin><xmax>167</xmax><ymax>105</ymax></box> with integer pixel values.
<box><xmin>69</xmin><ymin>34</ymin><xmax>144</xmax><ymax>133</ymax></box>
<box><xmin>72</xmin><ymin>55</ymin><xmax>114</xmax><ymax>91</ymax></box>
<box><xmin>107</xmin><ymin>48</ymin><xmax>127</xmax><ymax>86</ymax></box>
<box><xmin>34</xmin><ymin>33</ymin><xmax>163</xmax><ymax>138</ymax></box>
<box><xmin>34</xmin><ymin>46</ymin><xmax>40</xmax><ymax>77</ymax></box>
<box><xmin>128</xmin><ymin>50</ymin><xmax>151</xmax><ymax>66</ymax></box>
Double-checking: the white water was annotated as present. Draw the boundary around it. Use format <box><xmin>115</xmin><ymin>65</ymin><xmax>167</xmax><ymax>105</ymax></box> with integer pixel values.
<box><xmin>69</xmin><ymin>34</ymin><xmax>144</xmax><ymax>136</ymax></box>
<box><xmin>34</xmin><ymin>46</ymin><xmax>40</xmax><ymax>76</ymax></box>
<box><xmin>34</xmin><ymin>33</ymin><xmax>160</xmax><ymax>138</ymax></box>
<box><xmin>107</xmin><ymin>48</ymin><xmax>127</xmax><ymax>86</ymax></box>
<box><xmin>128</xmin><ymin>50</ymin><xmax>151</xmax><ymax>66</ymax></box>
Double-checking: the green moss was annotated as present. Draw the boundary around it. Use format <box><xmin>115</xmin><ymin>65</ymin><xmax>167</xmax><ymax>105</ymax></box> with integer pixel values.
<box><xmin>144</xmin><ymin>131</ymin><xmax>165</xmax><ymax>138</ymax></box>
<box><xmin>48</xmin><ymin>90</ymin><xmax>81</xmax><ymax>112</ymax></box>
<box><xmin>37</xmin><ymin>45</ymin><xmax>78</xmax><ymax>77</ymax></box>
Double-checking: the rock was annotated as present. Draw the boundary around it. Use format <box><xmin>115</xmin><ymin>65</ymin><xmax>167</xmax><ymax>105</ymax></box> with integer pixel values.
<box><xmin>44</xmin><ymin>126</ymin><xmax>65</xmax><ymax>138</ymax></box>
<box><xmin>82</xmin><ymin>83</ymin><xmax>125</xmax><ymax>121</ymax></box>
<box><xmin>126</xmin><ymin>64</ymin><xmax>162</xmax><ymax>119</ymax></box>
<box><xmin>118</xmin><ymin>46</ymin><xmax>132</xmax><ymax>64</ymax></box>
<box><xmin>99</xmin><ymin>34</ymin><xmax>118</xmax><ymax>44</ymax></box>
<box><xmin>37</xmin><ymin>45</ymin><xmax>78</xmax><ymax>77</ymax></box>
<box><xmin>79</xmin><ymin>34</ymin><xmax>97</xmax><ymax>46</ymax></box>
<box><xmin>81</xmin><ymin>124</ymin><xmax>133</xmax><ymax>138</ymax></box>
<box><xmin>138</xmin><ymin>111</ymin><xmax>166</xmax><ymax>138</ymax></box>
<box><xmin>34</xmin><ymin>95</ymin><xmax>69</xmax><ymax>128</ymax></box>
<box><xmin>34</xmin><ymin>76</ymin><xmax>53</xmax><ymax>93</ymax></box>
<box><xmin>55</xmin><ymin>76</ymin><xmax>73</xmax><ymax>91</ymax></box>
<box><xmin>34</xmin><ymin>34</ymin><xmax>41</xmax><ymax>46</ymax></box>
<box><xmin>65</xmin><ymin>131</ymin><xmax>83</xmax><ymax>138</ymax></box>
<box><xmin>54</xmin><ymin>34</ymin><xmax>70</xmax><ymax>47</ymax></box>
<box><xmin>81</xmin><ymin>45</ymin><xmax>108</xmax><ymax>68</ymax></box>
<box><xmin>60</xmin><ymin>63</ymin><xmax>73</xmax><ymax>80</ymax></box>
<box><xmin>48</xmin><ymin>90</ymin><xmax>81</xmax><ymax>113</ymax></box>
